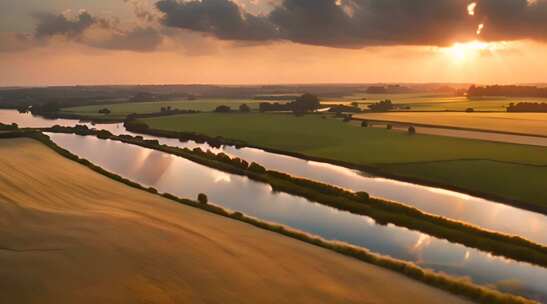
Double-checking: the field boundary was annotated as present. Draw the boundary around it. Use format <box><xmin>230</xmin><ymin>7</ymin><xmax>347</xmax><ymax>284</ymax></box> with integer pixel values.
<box><xmin>0</xmin><ymin>129</ymin><xmax>537</xmax><ymax>304</ymax></box>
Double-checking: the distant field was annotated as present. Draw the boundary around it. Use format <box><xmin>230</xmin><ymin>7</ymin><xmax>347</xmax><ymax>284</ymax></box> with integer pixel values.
<box><xmin>323</xmin><ymin>93</ymin><xmax>547</xmax><ymax>111</ymax></box>
<box><xmin>141</xmin><ymin>113</ymin><xmax>547</xmax><ymax>207</ymax></box>
<box><xmin>61</xmin><ymin>98</ymin><xmax>260</xmax><ymax>118</ymax></box>
<box><xmin>0</xmin><ymin>138</ymin><xmax>472</xmax><ymax>304</ymax></box>
<box><xmin>355</xmin><ymin>112</ymin><xmax>547</xmax><ymax>136</ymax></box>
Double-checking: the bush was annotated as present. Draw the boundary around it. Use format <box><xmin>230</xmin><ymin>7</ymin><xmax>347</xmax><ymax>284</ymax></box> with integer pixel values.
<box><xmin>408</xmin><ymin>126</ymin><xmax>416</xmax><ymax>135</ymax></box>
<box><xmin>355</xmin><ymin>192</ymin><xmax>370</xmax><ymax>201</ymax></box>
<box><xmin>386</xmin><ymin>124</ymin><xmax>393</xmax><ymax>130</ymax></box>
<box><xmin>361</xmin><ymin>120</ymin><xmax>369</xmax><ymax>127</ymax></box>
<box><xmin>465</xmin><ymin>107</ymin><xmax>475</xmax><ymax>113</ymax></box>
<box><xmin>98</xmin><ymin>108</ymin><xmax>111</xmax><ymax>114</ymax></box>
<box><xmin>239</xmin><ymin>104</ymin><xmax>251</xmax><ymax>112</ymax></box>
<box><xmin>249</xmin><ymin>162</ymin><xmax>267</xmax><ymax>174</ymax></box>
<box><xmin>197</xmin><ymin>193</ymin><xmax>208</xmax><ymax>204</ymax></box>
<box><xmin>214</xmin><ymin>105</ymin><xmax>231</xmax><ymax>113</ymax></box>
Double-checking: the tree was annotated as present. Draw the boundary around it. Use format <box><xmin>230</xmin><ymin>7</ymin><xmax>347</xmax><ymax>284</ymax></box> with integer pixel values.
<box><xmin>239</xmin><ymin>103</ymin><xmax>251</xmax><ymax>112</ymax></box>
<box><xmin>293</xmin><ymin>93</ymin><xmax>320</xmax><ymax>112</ymax></box>
<box><xmin>361</xmin><ymin>120</ymin><xmax>369</xmax><ymax>127</ymax></box>
<box><xmin>408</xmin><ymin>126</ymin><xmax>416</xmax><ymax>135</ymax></box>
<box><xmin>214</xmin><ymin>105</ymin><xmax>231</xmax><ymax>113</ymax></box>
<box><xmin>197</xmin><ymin>193</ymin><xmax>208</xmax><ymax>204</ymax></box>
<box><xmin>386</xmin><ymin>124</ymin><xmax>393</xmax><ymax>130</ymax></box>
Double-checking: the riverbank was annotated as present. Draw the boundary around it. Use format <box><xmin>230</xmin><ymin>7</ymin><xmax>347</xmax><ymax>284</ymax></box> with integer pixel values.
<box><xmin>0</xmin><ymin>131</ymin><xmax>535</xmax><ymax>304</ymax></box>
<box><xmin>33</xmin><ymin>125</ymin><xmax>547</xmax><ymax>268</ymax></box>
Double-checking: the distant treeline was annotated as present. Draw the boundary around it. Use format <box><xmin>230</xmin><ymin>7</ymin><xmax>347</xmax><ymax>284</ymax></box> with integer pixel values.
<box><xmin>468</xmin><ymin>85</ymin><xmax>547</xmax><ymax>98</ymax></box>
<box><xmin>507</xmin><ymin>102</ymin><xmax>547</xmax><ymax>112</ymax></box>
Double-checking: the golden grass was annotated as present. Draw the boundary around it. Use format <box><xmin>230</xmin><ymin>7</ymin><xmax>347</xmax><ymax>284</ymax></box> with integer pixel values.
<box><xmin>0</xmin><ymin>138</ymin><xmax>472</xmax><ymax>304</ymax></box>
<box><xmin>355</xmin><ymin>112</ymin><xmax>547</xmax><ymax>136</ymax></box>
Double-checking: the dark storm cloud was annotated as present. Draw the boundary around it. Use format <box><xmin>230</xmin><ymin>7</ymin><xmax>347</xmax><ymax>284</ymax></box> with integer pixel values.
<box><xmin>155</xmin><ymin>0</ymin><xmax>547</xmax><ymax>48</ymax></box>
<box><xmin>155</xmin><ymin>0</ymin><xmax>279</xmax><ymax>41</ymax></box>
<box><xmin>474</xmin><ymin>0</ymin><xmax>547</xmax><ymax>42</ymax></box>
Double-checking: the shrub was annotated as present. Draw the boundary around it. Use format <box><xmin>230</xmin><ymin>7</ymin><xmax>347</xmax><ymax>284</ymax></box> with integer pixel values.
<box><xmin>214</xmin><ymin>105</ymin><xmax>231</xmax><ymax>113</ymax></box>
<box><xmin>386</xmin><ymin>124</ymin><xmax>393</xmax><ymax>130</ymax></box>
<box><xmin>197</xmin><ymin>193</ymin><xmax>208</xmax><ymax>204</ymax></box>
<box><xmin>355</xmin><ymin>192</ymin><xmax>370</xmax><ymax>201</ymax></box>
<box><xmin>465</xmin><ymin>107</ymin><xmax>475</xmax><ymax>113</ymax></box>
<box><xmin>408</xmin><ymin>126</ymin><xmax>416</xmax><ymax>135</ymax></box>
<box><xmin>249</xmin><ymin>162</ymin><xmax>267</xmax><ymax>174</ymax></box>
<box><xmin>361</xmin><ymin>120</ymin><xmax>369</xmax><ymax>127</ymax></box>
<box><xmin>97</xmin><ymin>130</ymin><xmax>112</xmax><ymax>139</ymax></box>
<box><xmin>239</xmin><ymin>103</ymin><xmax>251</xmax><ymax>112</ymax></box>
<box><xmin>98</xmin><ymin>108</ymin><xmax>111</xmax><ymax>114</ymax></box>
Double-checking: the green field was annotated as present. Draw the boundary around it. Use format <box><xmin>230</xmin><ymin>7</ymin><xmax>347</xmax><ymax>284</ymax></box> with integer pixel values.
<box><xmin>140</xmin><ymin>113</ymin><xmax>547</xmax><ymax>208</ymax></box>
<box><xmin>61</xmin><ymin>98</ymin><xmax>261</xmax><ymax>118</ymax></box>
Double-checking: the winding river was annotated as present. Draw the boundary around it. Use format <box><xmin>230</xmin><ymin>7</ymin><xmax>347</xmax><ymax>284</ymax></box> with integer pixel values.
<box><xmin>2</xmin><ymin>109</ymin><xmax>547</xmax><ymax>301</ymax></box>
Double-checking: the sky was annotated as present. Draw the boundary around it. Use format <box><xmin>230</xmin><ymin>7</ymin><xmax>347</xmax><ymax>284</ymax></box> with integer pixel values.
<box><xmin>1</xmin><ymin>0</ymin><xmax>547</xmax><ymax>86</ymax></box>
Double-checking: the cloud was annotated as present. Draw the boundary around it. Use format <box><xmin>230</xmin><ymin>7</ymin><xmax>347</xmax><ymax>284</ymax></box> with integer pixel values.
<box><xmin>29</xmin><ymin>10</ymin><xmax>163</xmax><ymax>52</ymax></box>
<box><xmin>156</xmin><ymin>0</ymin><xmax>547</xmax><ymax>48</ymax></box>
<box><xmin>34</xmin><ymin>10</ymin><xmax>98</xmax><ymax>39</ymax></box>
<box><xmin>156</xmin><ymin>0</ymin><xmax>279</xmax><ymax>41</ymax></box>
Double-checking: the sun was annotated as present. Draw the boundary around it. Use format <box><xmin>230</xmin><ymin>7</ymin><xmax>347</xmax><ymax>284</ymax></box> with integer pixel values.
<box><xmin>445</xmin><ymin>41</ymin><xmax>495</xmax><ymax>62</ymax></box>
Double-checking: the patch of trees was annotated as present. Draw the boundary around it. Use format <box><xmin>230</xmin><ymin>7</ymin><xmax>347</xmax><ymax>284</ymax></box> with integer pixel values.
<box><xmin>467</xmin><ymin>85</ymin><xmax>547</xmax><ymax>98</ymax></box>
<box><xmin>368</xmin><ymin>100</ymin><xmax>395</xmax><ymax>112</ymax></box>
<box><xmin>259</xmin><ymin>93</ymin><xmax>320</xmax><ymax>114</ymax></box>
<box><xmin>507</xmin><ymin>102</ymin><xmax>547</xmax><ymax>112</ymax></box>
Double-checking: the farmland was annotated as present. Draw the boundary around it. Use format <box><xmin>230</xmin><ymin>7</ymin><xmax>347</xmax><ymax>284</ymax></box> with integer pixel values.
<box><xmin>354</xmin><ymin>112</ymin><xmax>547</xmax><ymax>136</ymax></box>
<box><xmin>140</xmin><ymin>113</ymin><xmax>547</xmax><ymax>208</ymax></box>
<box><xmin>323</xmin><ymin>93</ymin><xmax>547</xmax><ymax>112</ymax></box>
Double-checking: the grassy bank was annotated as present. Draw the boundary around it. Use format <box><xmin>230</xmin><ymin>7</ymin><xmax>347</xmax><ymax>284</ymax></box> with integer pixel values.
<box><xmin>135</xmin><ymin>113</ymin><xmax>547</xmax><ymax>213</ymax></box>
<box><xmin>38</xmin><ymin>125</ymin><xmax>547</xmax><ymax>268</ymax></box>
<box><xmin>0</xmin><ymin>129</ymin><xmax>536</xmax><ymax>304</ymax></box>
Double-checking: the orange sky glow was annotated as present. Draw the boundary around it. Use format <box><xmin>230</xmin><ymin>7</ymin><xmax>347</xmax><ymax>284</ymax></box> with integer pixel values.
<box><xmin>1</xmin><ymin>0</ymin><xmax>547</xmax><ymax>86</ymax></box>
